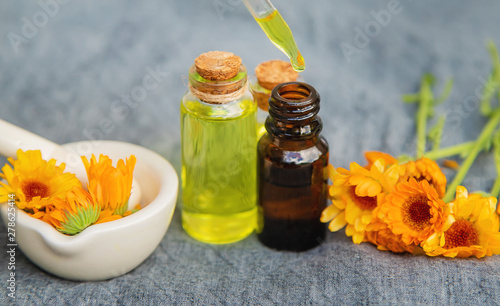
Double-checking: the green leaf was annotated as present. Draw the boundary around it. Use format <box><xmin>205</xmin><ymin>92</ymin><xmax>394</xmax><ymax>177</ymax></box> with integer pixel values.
<box><xmin>487</xmin><ymin>40</ymin><xmax>500</xmax><ymax>82</ymax></box>
<box><xmin>434</xmin><ymin>79</ymin><xmax>454</xmax><ymax>105</ymax></box>
<box><xmin>403</xmin><ymin>73</ymin><xmax>452</xmax><ymax>158</ymax></box>
<box><xmin>481</xmin><ymin>40</ymin><xmax>500</xmax><ymax>117</ymax></box>
<box><xmin>479</xmin><ymin>75</ymin><xmax>498</xmax><ymax>117</ymax></box>
<box><xmin>492</xmin><ymin>130</ymin><xmax>500</xmax><ymax>173</ymax></box>
<box><xmin>491</xmin><ymin>131</ymin><xmax>500</xmax><ymax>197</ymax></box>
<box><xmin>402</xmin><ymin>94</ymin><xmax>419</xmax><ymax>103</ymax></box>
<box><xmin>414</xmin><ymin>75</ymin><xmax>435</xmax><ymax>157</ymax></box>
<box><xmin>422</xmin><ymin>73</ymin><xmax>436</xmax><ymax>86</ymax></box>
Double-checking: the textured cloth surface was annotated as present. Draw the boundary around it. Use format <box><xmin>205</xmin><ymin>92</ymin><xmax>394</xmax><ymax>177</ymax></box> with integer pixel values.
<box><xmin>1</xmin><ymin>0</ymin><xmax>500</xmax><ymax>304</ymax></box>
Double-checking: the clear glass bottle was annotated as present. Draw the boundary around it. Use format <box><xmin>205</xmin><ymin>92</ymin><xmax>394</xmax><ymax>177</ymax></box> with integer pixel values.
<box><xmin>249</xmin><ymin>60</ymin><xmax>300</xmax><ymax>139</ymax></box>
<box><xmin>249</xmin><ymin>76</ymin><xmax>272</xmax><ymax>139</ymax></box>
<box><xmin>180</xmin><ymin>52</ymin><xmax>257</xmax><ymax>244</ymax></box>
<box><xmin>257</xmin><ymin>82</ymin><xmax>329</xmax><ymax>251</ymax></box>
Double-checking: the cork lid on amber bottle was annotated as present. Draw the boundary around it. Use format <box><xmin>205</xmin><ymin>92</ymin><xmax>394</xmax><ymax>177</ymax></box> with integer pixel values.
<box><xmin>255</xmin><ymin>60</ymin><xmax>299</xmax><ymax>90</ymax></box>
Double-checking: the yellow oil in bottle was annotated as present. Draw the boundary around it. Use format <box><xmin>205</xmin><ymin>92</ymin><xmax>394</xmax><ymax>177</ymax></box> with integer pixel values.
<box><xmin>256</xmin><ymin>121</ymin><xmax>267</xmax><ymax>140</ymax></box>
<box><xmin>180</xmin><ymin>97</ymin><xmax>257</xmax><ymax>244</ymax></box>
<box><xmin>255</xmin><ymin>10</ymin><xmax>305</xmax><ymax>72</ymax></box>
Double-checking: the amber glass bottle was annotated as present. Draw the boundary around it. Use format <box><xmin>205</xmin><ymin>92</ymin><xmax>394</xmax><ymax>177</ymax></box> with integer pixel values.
<box><xmin>257</xmin><ymin>82</ymin><xmax>329</xmax><ymax>251</ymax></box>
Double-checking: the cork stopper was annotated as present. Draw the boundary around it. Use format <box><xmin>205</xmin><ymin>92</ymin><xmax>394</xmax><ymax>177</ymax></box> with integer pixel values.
<box><xmin>195</xmin><ymin>51</ymin><xmax>242</xmax><ymax>81</ymax></box>
<box><xmin>255</xmin><ymin>60</ymin><xmax>299</xmax><ymax>90</ymax></box>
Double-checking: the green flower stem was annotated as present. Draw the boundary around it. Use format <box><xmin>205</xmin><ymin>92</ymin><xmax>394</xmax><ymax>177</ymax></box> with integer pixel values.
<box><xmin>424</xmin><ymin>141</ymin><xmax>475</xmax><ymax>160</ymax></box>
<box><xmin>491</xmin><ymin>135</ymin><xmax>500</xmax><ymax>198</ymax></box>
<box><xmin>490</xmin><ymin>176</ymin><xmax>500</xmax><ymax>198</ymax></box>
<box><xmin>428</xmin><ymin>115</ymin><xmax>446</xmax><ymax>151</ymax></box>
<box><xmin>416</xmin><ymin>80</ymin><xmax>433</xmax><ymax>158</ymax></box>
<box><xmin>443</xmin><ymin>108</ymin><xmax>500</xmax><ymax>202</ymax></box>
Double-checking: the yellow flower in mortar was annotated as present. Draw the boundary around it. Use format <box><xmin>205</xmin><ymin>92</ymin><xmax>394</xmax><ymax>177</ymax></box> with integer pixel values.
<box><xmin>44</xmin><ymin>187</ymin><xmax>100</xmax><ymax>235</ymax></box>
<box><xmin>422</xmin><ymin>186</ymin><xmax>500</xmax><ymax>258</ymax></box>
<box><xmin>82</xmin><ymin>154</ymin><xmax>136</xmax><ymax>216</ymax></box>
<box><xmin>0</xmin><ymin>149</ymin><xmax>81</xmax><ymax>212</ymax></box>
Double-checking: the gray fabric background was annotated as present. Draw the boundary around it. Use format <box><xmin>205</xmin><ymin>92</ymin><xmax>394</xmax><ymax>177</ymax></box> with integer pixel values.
<box><xmin>1</xmin><ymin>0</ymin><xmax>500</xmax><ymax>304</ymax></box>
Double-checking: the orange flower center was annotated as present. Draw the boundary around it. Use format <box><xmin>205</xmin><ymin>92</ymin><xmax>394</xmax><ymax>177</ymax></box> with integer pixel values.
<box><xmin>403</xmin><ymin>195</ymin><xmax>431</xmax><ymax>231</ymax></box>
<box><xmin>444</xmin><ymin>219</ymin><xmax>478</xmax><ymax>249</ymax></box>
<box><xmin>349</xmin><ymin>186</ymin><xmax>377</xmax><ymax>210</ymax></box>
<box><xmin>22</xmin><ymin>179</ymin><xmax>51</xmax><ymax>202</ymax></box>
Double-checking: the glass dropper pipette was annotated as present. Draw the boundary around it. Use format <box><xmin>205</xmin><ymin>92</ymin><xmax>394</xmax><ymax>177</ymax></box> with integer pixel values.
<box><xmin>242</xmin><ymin>0</ymin><xmax>305</xmax><ymax>72</ymax></box>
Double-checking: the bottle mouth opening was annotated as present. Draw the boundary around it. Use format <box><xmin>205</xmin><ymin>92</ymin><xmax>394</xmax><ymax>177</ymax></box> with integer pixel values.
<box><xmin>273</xmin><ymin>82</ymin><xmax>317</xmax><ymax>105</ymax></box>
<box><xmin>277</xmin><ymin>83</ymin><xmax>311</xmax><ymax>101</ymax></box>
<box><xmin>268</xmin><ymin>82</ymin><xmax>320</xmax><ymax>124</ymax></box>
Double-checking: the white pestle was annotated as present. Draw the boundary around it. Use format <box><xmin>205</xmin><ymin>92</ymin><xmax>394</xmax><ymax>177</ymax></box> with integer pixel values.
<box><xmin>0</xmin><ymin>119</ymin><xmax>141</xmax><ymax>209</ymax></box>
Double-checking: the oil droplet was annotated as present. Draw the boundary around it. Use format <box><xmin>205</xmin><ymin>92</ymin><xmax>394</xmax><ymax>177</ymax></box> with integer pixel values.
<box><xmin>293</xmin><ymin>51</ymin><xmax>305</xmax><ymax>73</ymax></box>
<box><xmin>255</xmin><ymin>10</ymin><xmax>305</xmax><ymax>72</ymax></box>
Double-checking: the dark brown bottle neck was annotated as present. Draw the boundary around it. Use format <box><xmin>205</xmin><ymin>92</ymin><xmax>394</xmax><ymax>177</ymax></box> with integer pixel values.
<box><xmin>265</xmin><ymin>82</ymin><xmax>322</xmax><ymax>141</ymax></box>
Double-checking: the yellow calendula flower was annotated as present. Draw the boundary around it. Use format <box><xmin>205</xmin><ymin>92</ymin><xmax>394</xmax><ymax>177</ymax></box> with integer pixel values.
<box><xmin>82</xmin><ymin>154</ymin><xmax>136</xmax><ymax>216</ymax></box>
<box><xmin>378</xmin><ymin>178</ymin><xmax>452</xmax><ymax>245</ymax></box>
<box><xmin>321</xmin><ymin>158</ymin><xmax>399</xmax><ymax>244</ymax></box>
<box><xmin>422</xmin><ymin>186</ymin><xmax>500</xmax><ymax>258</ymax></box>
<box><xmin>364</xmin><ymin>151</ymin><xmax>397</xmax><ymax>169</ymax></box>
<box><xmin>44</xmin><ymin>187</ymin><xmax>100</xmax><ymax>235</ymax></box>
<box><xmin>0</xmin><ymin>150</ymin><xmax>81</xmax><ymax>211</ymax></box>
<box><xmin>399</xmin><ymin>157</ymin><xmax>447</xmax><ymax>198</ymax></box>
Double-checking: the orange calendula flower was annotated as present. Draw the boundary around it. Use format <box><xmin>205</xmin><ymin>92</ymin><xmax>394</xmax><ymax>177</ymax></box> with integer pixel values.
<box><xmin>364</xmin><ymin>228</ymin><xmax>420</xmax><ymax>254</ymax></box>
<box><xmin>0</xmin><ymin>150</ymin><xmax>81</xmax><ymax>212</ymax></box>
<box><xmin>321</xmin><ymin>159</ymin><xmax>399</xmax><ymax>243</ymax></box>
<box><xmin>95</xmin><ymin>209</ymin><xmax>123</xmax><ymax>224</ymax></box>
<box><xmin>82</xmin><ymin>154</ymin><xmax>136</xmax><ymax>216</ymax></box>
<box><xmin>378</xmin><ymin>178</ymin><xmax>451</xmax><ymax>245</ymax></box>
<box><xmin>399</xmin><ymin>157</ymin><xmax>447</xmax><ymax>198</ymax></box>
<box><xmin>96</xmin><ymin>203</ymin><xmax>142</xmax><ymax>223</ymax></box>
<box><xmin>44</xmin><ymin>187</ymin><xmax>100</xmax><ymax>235</ymax></box>
<box><xmin>422</xmin><ymin>186</ymin><xmax>500</xmax><ymax>258</ymax></box>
